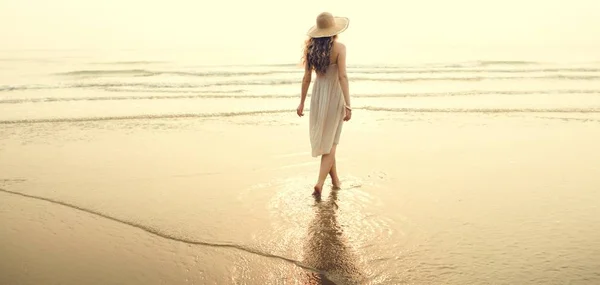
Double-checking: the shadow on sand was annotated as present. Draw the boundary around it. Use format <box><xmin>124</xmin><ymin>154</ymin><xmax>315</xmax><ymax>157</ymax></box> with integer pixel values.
<box><xmin>302</xmin><ymin>188</ymin><xmax>364</xmax><ymax>285</ymax></box>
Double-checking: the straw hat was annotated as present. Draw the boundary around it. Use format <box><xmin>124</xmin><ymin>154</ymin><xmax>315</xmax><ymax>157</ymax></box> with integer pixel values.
<box><xmin>307</xmin><ymin>12</ymin><xmax>349</xmax><ymax>38</ymax></box>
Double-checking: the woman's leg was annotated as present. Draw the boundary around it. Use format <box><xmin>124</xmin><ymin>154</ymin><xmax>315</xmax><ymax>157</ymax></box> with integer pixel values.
<box><xmin>329</xmin><ymin>150</ymin><xmax>341</xmax><ymax>188</ymax></box>
<box><xmin>314</xmin><ymin>144</ymin><xmax>338</xmax><ymax>194</ymax></box>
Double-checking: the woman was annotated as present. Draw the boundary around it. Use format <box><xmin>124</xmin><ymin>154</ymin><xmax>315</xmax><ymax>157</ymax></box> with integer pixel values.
<box><xmin>297</xmin><ymin>12</ymin><xmax>352</xmax><ymax>196</ymax></box>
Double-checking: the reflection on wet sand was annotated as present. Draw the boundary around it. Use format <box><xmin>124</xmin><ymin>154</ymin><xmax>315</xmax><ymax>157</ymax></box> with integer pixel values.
<box><xmin>302</xmin><ymin>189</ymin><xmax>364</xmax><ymax>285</ymax></box>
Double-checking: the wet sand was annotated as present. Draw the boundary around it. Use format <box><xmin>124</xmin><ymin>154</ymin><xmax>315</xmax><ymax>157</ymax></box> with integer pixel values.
<box><xmin>1</xmin><ymin>111</ymin><xmax>600</xmax><ymax>284</ymax></box>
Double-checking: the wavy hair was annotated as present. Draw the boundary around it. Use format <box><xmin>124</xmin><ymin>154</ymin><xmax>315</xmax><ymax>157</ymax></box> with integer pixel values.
<box><xmin>303</xmin><ymin>35</ymin><xmax>337</xmax><ymax>75</ymax></box>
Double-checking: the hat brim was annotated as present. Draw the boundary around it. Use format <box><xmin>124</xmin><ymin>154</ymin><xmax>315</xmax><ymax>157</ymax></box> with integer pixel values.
<box><xmin>307</xmin><ymin>17</ymin><xmax>349</xmax><ymax>38</ymax></box>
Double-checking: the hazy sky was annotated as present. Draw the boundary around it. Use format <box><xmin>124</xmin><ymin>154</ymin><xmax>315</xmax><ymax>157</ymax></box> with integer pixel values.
<box><xmin>1</xmin><ymin>0</ymin><xmax>599</xmax><ymax>63</ymax></box>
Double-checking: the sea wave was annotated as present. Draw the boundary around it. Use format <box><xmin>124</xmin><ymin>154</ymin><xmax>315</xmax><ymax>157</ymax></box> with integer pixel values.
<box><xmin>0</xmin><ymin>110</ymin><xmax>292</xmax><ymax>124</ymax></box>
<box><xmin>0</xmin><ymin>187</ymin><xmax>319</xmax><ymax>273</ymax></box>
<box><xmin>2</xmin><ymin>74</ymin><xmax>598</xmax><ymax>94</ymax></box>
<box><xmin>361</xmin><ymin>106</ymin><xmax>600</xmax><ymax>113</ymax></box>
<box><xmin>0</xmin><ymin>85</ymin><xmax>60</xmax><ymax>92</ymax></box>
<box><xmin>90</xmin><ymin>61</ymin><xmax>166</xmax><ymax>65</ymax></box>
<box><xmin>2</xmin><ymin>89</ymin><xmax>600</xmax><ymax>104</ymax></box>
<box><xmin>58</xmin><ymin>69</ymin><xmax>296</xmax><ymax>77</ymax></box>
<box><xmin>349</xmin><ymin>60</ymin><xmax>542</xmax><ymax>69</ymax></box>
<box><xmin>355</xmin><ymin>68</ymin><xmax>600</xmax><ymax>74</ymax></box>
<box><xmin>0</xmin><ymin>82</ymin><xmax>212</xmax><ymax>92</ymax></box>
<box><xmin>60</xmin><ymin>74</ymin><xmax>600</xmax><ymax>86</ymax></box>
<box><xmin>475</xmin><ymin>60</ymin><xmax>540</xmax><ymax>66</ymax></box>
<box><xmin>59</xmin><ymin>69</ymin><xmax>155</xmax><ymax>76</ymax></box>
<box><xmin>56</xmin><ymin>66</ymin><xmax>600</xmax><ymax>78</ymax></box>
<box><xmin>355</xmin><ymin>75</ymin><xmax>600</xmax><ymax>82</ymax></box>
<box><xmin>2</xmin><ymin>107</ymin><xmax>599</xmax><ymax>125</ymax></box>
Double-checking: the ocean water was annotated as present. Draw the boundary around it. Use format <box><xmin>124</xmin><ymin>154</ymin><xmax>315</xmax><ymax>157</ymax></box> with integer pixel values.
<box><xmin>2</xmin><ymin>50</ymin><xmax>600</xmax><ymax>124</ymax></box>
<box><xmin>2</xmin><ymin>49</ymin><xmax>600</xmax><ymax>285</ymax></box>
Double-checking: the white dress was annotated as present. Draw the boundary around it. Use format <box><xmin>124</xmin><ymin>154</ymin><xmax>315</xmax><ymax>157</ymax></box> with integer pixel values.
<box><xmin>309</xmin><ymin>64</ymin><xmax>346</xmax><ymax>157</ymax></box>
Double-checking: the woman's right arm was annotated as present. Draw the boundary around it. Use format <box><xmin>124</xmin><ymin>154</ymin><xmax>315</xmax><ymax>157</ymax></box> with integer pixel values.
<box><xmin>337</xmin><ymin>43</ymin><xmax>352</xmax><ymax>120</ymax></box>
<box><xmin>300</xmin><ymin>63</ymin><xmax>312</xmax><ymax>105</ymax></box>
<box><xmin>297</xmin><ymin>63</ymin><xmax>311</xmax><ymax>117</ymax></box>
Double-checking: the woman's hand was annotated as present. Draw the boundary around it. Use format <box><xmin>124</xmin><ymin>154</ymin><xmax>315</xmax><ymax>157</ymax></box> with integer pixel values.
<box><xmin>297</xmin><ymin>103</ymin><xmax>305</xmax><ymax>117</ymax></box>
<box><xmin>343</xmin><ymin>108</ymin><xmax>352</xmax><ymax>121</ymax></box>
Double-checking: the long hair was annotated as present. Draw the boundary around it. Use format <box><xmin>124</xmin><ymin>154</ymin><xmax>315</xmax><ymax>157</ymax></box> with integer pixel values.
<box><xmin>303</xmin><ymin>35</ymin><xmax>337</xmax><ymax>75</ymax></box>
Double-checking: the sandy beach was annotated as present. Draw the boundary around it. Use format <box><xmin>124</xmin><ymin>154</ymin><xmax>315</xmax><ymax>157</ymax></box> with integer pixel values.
<box><xmin>2</xmin><ymin>108</ymin><xmax>600</xmax><ymax>284</ymax></box>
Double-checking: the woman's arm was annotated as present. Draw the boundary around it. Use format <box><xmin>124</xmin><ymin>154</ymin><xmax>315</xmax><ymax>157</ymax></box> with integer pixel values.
<box><xmin>300</xmin><ymin>63</ymin><xmax>312</xmax><ymax>105</ymax></box>
<box><xmin>297</xmin><ymin>63</ymin><xmax>312</xmax><ymax>116</ymax></box>
<box><xmin>336</xmin><ymin>43</ymin><xmax>351</xmax><ymax>109</ymax></box>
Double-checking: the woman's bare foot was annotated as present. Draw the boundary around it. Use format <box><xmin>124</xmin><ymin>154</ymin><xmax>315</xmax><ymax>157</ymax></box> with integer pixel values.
<box><xmin>332</xmin><ymin>177</ymin><xmax>341</xmax><ymax>189</ymax></box>
<box><xmin>312</xmin><ymin>184</ymin><xmax>323</xmax><ymax>196</ymax></box>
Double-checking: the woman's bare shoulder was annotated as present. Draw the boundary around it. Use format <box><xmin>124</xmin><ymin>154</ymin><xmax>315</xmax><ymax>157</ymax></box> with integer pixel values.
<box><xmin>333</xmin><ymin>41</ymin><xmax>346</xmax><ymax>51</ymax></box>
<box><xmin>331</xmin><ymin>41</ymin><xmax>346</xmax><ymax>64</ymax></box>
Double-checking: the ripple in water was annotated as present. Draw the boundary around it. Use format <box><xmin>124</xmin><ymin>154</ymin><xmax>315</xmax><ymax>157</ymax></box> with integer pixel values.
<box><xmin>240</xmin><ymin>175</ymin><xmax>401</xmax><ymax>284</ymax></box>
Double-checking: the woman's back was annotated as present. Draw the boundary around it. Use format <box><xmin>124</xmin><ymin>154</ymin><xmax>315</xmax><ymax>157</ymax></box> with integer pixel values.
<box><xmin>315</xmin><ymin>41</ymin><xmax>344</xmax><ymax>79</ymax></box>
<box><xmin>315</xmin><ymin>63</ymin><xmax>338</xmax><ymax>79</ymax></box>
